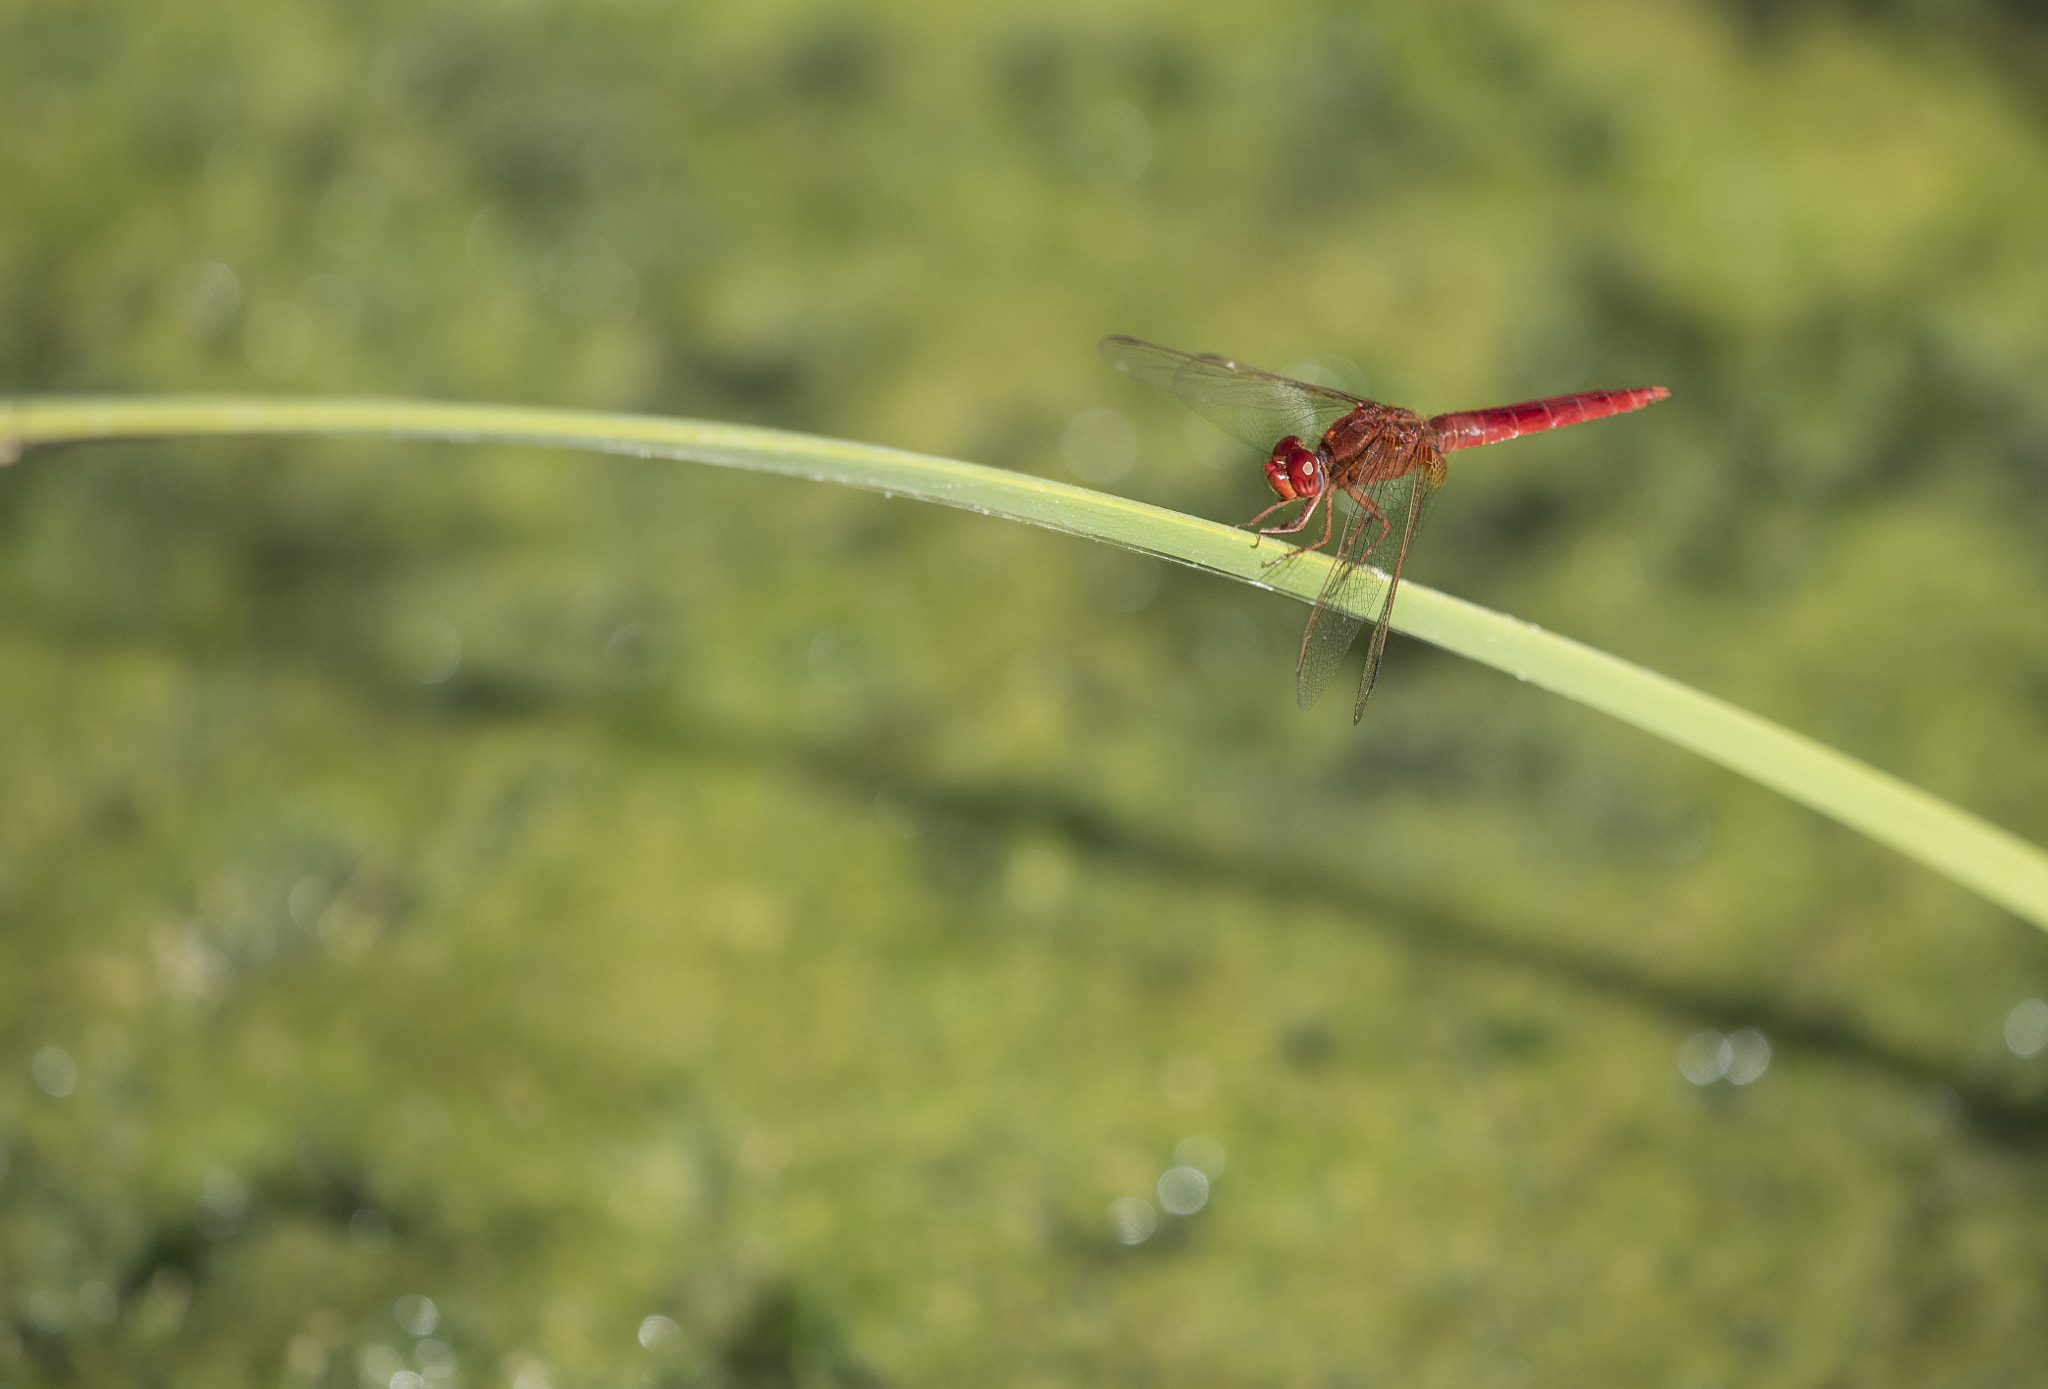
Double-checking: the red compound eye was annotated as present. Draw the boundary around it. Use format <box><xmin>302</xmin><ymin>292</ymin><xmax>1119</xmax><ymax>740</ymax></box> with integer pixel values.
<box><xmin>1287</xmin><ymin>446</ymin><xmax>1323</xmax><ymax>498</ymax></box>
<box><xmin>1264</xmin><ymin>436</ymin><xmax>1312</xmax><ymax>499</ymax></box>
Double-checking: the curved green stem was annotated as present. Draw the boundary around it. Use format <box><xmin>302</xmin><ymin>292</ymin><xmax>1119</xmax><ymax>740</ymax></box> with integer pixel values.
<box><xmin>8</xmin><ymin>394</ymin><xmax>2047</xmax><ymax>932</ymax></box>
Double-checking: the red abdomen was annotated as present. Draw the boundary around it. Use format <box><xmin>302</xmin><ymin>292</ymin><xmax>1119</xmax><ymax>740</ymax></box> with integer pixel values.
<box><xmin>1429</xmin><ymin>386</ymin><xmax>1669</xmax><ymax>452</ymax></box>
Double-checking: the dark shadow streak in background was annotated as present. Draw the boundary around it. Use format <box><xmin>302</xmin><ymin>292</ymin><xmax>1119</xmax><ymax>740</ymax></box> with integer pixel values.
<box><xmin>591</xmin><ymin>698</ymin><xmax>2048</xmax><ymax>1146</ymax></box>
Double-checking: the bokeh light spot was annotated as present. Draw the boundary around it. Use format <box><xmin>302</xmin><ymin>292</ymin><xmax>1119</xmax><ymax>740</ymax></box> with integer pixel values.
<box><xmin>202</xmin><ymin>1168</ymin><xmax>248</xmax><ymax>1218</ymax></box>
<box><xmin>1725</xmin><ymin>1028</ymin><xmax>1771</xmax><ymax>1085</ymax></box>
<box><xmin>357</xmin><ymin>1344</ymin><xmax>405</xmax><ymax>1387</ymax></box>
<box><xmin>1089</xmin><ymin>550</ymin><xmax>1161</xmax><ymax>614</ymax></box>
<box><xmin>288</xmin><ymin>876</ymin><xmax>330</xmax><ymax>930</ymax></box>
<box><xmin>1061</xmin><ymin>407</ymin><xmax>1138</xmax><ymax>485</ymax></box>
<box><xmin>1913</xmin><ymin>1086</ymin><xmax>1963</xmax><ymax>1138</ymax></box>
<box><xmin>1070</xmin><ymin>100</ymin><xmax>1152</xmax><ymax>184</ymax></box>
<box><xmin>1107</xmin><ymin>1196</ymin><xmax>1157</xmax><ymax>1245</ymax></box>
<box><xmin>32</xmin><ymin>1044</ymin><xmax>76</xmax><ymax>1097</ymax></box>
<box><xmin>1157</xmin><ymin>1165</ymin><xmax>1209</xmax><ymax>1216</ymax></box>
<box><xmin>78</xmin><ymin>1279</ymin><xmax>117</xmax><ymax>1324</ymax></box>
<box><xmin>286</xmin><ymin>1333</ymin><xmax>328</xmax><ymax>1377</ymax></box>
<box><xmin>393</xmin><ymin>1293</ymin><xmax>438</xmax><ymax>1337</ymax></box>
<box><xmin>2005</xmin><ymin>998</ymin><xmax>2048</xmax><ymax>1057</ymax></box>
<box><xmin>1002</xmin><ymin>842</ymin><xmax>1070</xmax><ymax>917</ymax></box>
<box><xmin>172</xmin><ymin>260</ymin><xmax>240</xmax><ymax>340</ymax></box>
<box><xmin>408</xmin><ymin>619</ymin><xmax>462</xmax><ymax>685</ymax></box>
<box><xmin>638</xmin><ymin>1314</ymin><xmax>682</xmax><ymax>1349</ymax></box>
<box><xmin>1677</xmin><ymin>1030</ymin><xmax>1731</xmax><ymax>1085</ymax></box>
<box><xmin>1183</xmin><ymin>412</ymin><xmax>1249</xmax><ymax>471</ymax></box>
<box><xmin>24</xmin><ymin>1290</ymin><xmax>66</xmax><ymax>1334</ymax></box>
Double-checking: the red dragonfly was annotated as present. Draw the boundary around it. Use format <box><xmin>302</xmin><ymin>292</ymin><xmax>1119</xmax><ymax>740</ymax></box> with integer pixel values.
<box><xmin>1101</xmin><ymin>336</ymin><xmax>1669</xmax><ymax>721</ymax></box>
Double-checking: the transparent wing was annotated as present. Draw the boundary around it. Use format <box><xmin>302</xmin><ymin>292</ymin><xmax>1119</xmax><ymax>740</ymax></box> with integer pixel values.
<box><xmin>1292</xmin><ymin>500</ymin><xmax>1379</xmax><ymax>712</ymax></box>
<box><xmin>1293</xmin><ymin>462</ymin><xmax>1434</xmax><ymax>720</ymax></box>
<box><xmin>1100</xmin><ymin>336</ymin><xmax>1368</xmax><ymax>451</ymax></box>
<box><xmin>1345</xmin><ymin>472</ymin><xmax>1430</xmax><ymax>723</ymax></box>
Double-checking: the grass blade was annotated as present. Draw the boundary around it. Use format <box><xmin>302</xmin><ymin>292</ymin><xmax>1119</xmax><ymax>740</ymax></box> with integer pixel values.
<box><xmin>9</xmin><ymin>394</ymin><xmax>2047</xmax><ymax>932</ymax></box>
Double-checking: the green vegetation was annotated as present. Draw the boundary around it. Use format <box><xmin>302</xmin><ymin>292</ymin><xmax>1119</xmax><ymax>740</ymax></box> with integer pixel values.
<box><xmin>4</xmin><ymin>2</ymin><xmax>2048</xmax><ymax>1387</ymax></box>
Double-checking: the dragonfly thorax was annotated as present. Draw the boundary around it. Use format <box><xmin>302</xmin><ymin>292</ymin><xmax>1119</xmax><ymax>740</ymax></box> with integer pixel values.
<box><xmin>1263</xmin><ymin>436</ymin><xmax>1325</xmax><ymax>501</ymax></box>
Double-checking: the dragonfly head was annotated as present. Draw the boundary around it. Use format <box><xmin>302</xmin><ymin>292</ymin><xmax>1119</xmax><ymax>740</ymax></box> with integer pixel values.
<box><xmin>1264</xmin><ymin>437</ymin><xmax>1324</xmax><ymax>501</ymax></box>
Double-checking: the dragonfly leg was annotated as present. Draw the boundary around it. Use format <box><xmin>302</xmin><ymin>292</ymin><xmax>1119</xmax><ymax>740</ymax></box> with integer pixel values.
<box><xmin>1259</xmin><ymin>491</ymin><xmax>1332</xmax><ymax>539</ymax></box>
<box><xmin>1257</xmin><ymin>493</ymin><xmax>1336</xmax><ymax>571</ymax></box>
<box><xmin>1346</xmin><ymin>486</ymin><xmax>1392</xmax><ymax>557</ymax></box>
<box><xmin>1239</xmin><ymin>495</ymin><xmax>1306</xmax><ymax>546</ymax></box>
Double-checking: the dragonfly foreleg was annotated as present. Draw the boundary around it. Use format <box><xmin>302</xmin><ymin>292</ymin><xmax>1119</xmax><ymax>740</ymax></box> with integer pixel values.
<box><xmin>1239</xmin><ymin>495</ymin><xmax>1309</xmax><ymax>547</ymax></box>
<box><xmin>1255</xmin><ymin>492</ymin><xmax>1337</xmax><ymax>571</ymax></box>
<box><xmin>1260</xmin><ymin>492</ymin><xmax>1332</xmax><ymax>540</ymax></box>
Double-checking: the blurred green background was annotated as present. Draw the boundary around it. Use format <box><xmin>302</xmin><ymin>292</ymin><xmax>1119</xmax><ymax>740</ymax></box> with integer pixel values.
<box><xmin>4</xmin><ymin>0</ymin><xmax>2048</xmax><ymax>1385</ymax></box>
